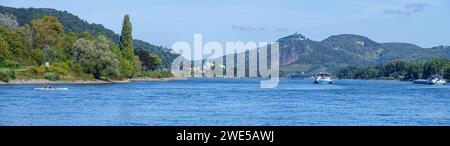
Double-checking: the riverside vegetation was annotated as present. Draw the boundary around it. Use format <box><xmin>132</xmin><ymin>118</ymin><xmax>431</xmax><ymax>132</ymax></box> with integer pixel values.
<box><xmin>338</xmin><ymin>57</ymin><xmax>450</xmax><ymax>80</ymax></box>
<box><xmin>0</xmin><ymin>14</ymin><xmax>172</xmax><ymax>82</ymax></box>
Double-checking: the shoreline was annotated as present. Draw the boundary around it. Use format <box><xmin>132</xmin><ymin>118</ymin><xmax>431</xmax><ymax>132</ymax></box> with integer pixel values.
<box><xmin>0</xmin><ymin>77</ymin><xmax>422</xmax><ymax>85</ymax></box>
<box><xmin>0</xmin><ymin>77</ymin><xmax>187</xmax><ymax>85</ymax></box>
<box><xmin>130</xmin><ymin>77</ymin><xmax>187</xmax><ymax>82</ymax></box>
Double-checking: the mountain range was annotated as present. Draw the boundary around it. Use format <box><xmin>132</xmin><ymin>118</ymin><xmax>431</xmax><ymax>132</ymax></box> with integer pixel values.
<box><xmin>276</xmin><ymin>33</ymin><xmax>450</xmax><ymax>77</ymax></box>
<box><xmin>212</xmin><ymin>33</ymin><xmax>449</xmax><ymax>77</ymax></box>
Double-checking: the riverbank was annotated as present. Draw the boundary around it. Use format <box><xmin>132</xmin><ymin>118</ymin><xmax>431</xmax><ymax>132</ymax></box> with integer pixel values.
<box><xmin>131</xmin><ymin>77</ymin><xmax>187</xmax><ymax>82</ymax></box>
<box><xmin>0</xmin><ymin>77</ymin><xmax>187</xmax><ymax>85</ymax></box>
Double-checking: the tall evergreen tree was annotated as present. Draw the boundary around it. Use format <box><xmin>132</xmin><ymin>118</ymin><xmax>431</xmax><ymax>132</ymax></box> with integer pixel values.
<box><xmin>119</xmin><ymin>15</ymin><xmax>134</xmax><ymax>59</ymax></box>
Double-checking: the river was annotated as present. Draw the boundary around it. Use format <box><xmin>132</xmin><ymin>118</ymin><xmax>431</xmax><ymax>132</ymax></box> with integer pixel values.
<box><xmin>0</xmin><ymin>78</ymin><xmax>449</xmax><ymax>125</ymax></box>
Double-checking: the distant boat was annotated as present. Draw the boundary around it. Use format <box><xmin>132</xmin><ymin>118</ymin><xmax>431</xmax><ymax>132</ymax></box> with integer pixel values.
<box><xmin>34</xmin><ymin>86</ymin><xmax>68</xmax><ymax>91</ymax></box>
<box><xmin>314</xmin><ymin>72</ymin><xmax>333</xmax><ymax>84</ymax></box>
<box><xmin>413</xmin><ymin>75</ymin><xmax>446</xmax><ymax>85</ymax></box>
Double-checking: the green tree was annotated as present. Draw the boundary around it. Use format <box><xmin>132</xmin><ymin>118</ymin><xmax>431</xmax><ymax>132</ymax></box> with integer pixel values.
<box><xmin>365</xmin><ymin>67</ymin><xmax>378</xmax><ymax>79</ymax></box>
<box><xmin>445</xmin><ymin>62</ymin><xmax>450</xmax><ymax>79</ymax></box>
<box><xmin>71</xmin><ymin>36</ymin><xmax>120</xmax><ymax>79</ymax></box>
<box><xmin>119</xmin><ymin>15</ymin><xmax>134</xmax><ymax>60</ymax></box>
<box><xmin>71</xmin><ymin>38</ymin><xmax>94</xmax><ymax>74</ymax></box>
<box><xmin>0</xmin><ymin>32</ymin><xmax>10</xmax><ymax>66</ymax></box>
<box><xmin>137</xmin><ymin>49</ymin><xmax>162</xmax><ymax>71</ymax></box>
<box><xmin>148</xmin><ymin>54</ymin><xmax>161</xmax><ymax>70</ymax></box>
<box><xmin>31</xmin><ymin>16</ymin><xmax>64</xmax><ymax>49</ymax></box>
<box><xmin>423</xmin><ymin>57</ymin><xmax>448</xmax><ymax>77</ymax></box>
<box><xmin>17</xmin><ymin>24</ymin><xmax>39</xmax><ymax>65</ymax></box>
<box><xmin>119</xmin><ymin>59</ymin><xmax>135</xmax><ymax>78</ymax></box>
<box><xmin>404</xmin><ymin>61</ymin><xmax>424</xmax><ymax>80</ymax></box>
<box><xmin>0</xmin><ymin>27</ymin><xmax>23</xmax><ymax>67</ymax></box>
<box><xmin>43</xmin><ymin>45</ymin><xmax>58</xmax><ymax>62</ymax></box>
<box><xmin>118</xmin><ymin>15</ymin><xmax>141</xmax><ymax>78</ymax></box>
<box><xmin>0</xmin><ymin>68</ymin><xmax>15</xmax><ymax>82</ymax></box>
<box><xmin>47</xmin><ymin>61</ymin><xmax>70</xmax><ymax>77</ymax></box>
<box><xmin>382</xmin><ymin>60</ymin><xmax>408</xmax><ymax>78</ymax></box>
<box><xmin>93</xmin><ymin>35</ymin><xmax>120</xmax><ymax>79</ymax></box>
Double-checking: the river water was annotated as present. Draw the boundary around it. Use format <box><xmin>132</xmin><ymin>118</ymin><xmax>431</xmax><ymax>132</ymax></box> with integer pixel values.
<box><xmin>0</xmin><ymin>78</ymin><xmax>449</xmax><ymax>125</ymax></box>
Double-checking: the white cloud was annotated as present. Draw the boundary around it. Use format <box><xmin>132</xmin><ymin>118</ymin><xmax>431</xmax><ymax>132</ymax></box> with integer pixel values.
<box><xmin>384</xmin><ymin>2</ymin><xmax>430</xmax><ymax>16</ymax></box>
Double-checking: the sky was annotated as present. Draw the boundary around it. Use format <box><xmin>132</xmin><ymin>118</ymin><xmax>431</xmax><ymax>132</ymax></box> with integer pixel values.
<box><xmin>2</xmin><ymin>0</ymin><xmax>450</xmax><ymax>49</ymax></box>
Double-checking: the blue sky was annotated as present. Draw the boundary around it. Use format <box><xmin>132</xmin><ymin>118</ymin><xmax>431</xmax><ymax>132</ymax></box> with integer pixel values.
<box><xmin>2</xmin><ymin>0</ymin><xmax>449</xmax><ymax>48</ymax></box>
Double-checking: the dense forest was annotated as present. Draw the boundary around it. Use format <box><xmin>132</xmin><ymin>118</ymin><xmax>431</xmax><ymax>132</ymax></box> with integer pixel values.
<box><xmin>0</xmin><ymin>5</ymin><xmax>178</xmax><ymax>69</ymax></box>
<box><xmin>338</xmin><ymin>57</ymin><xmax>450</xmax><ymax>80</ymax></box>
<box><xmin>0</xmin><ymin>13</ymin><xmax>171</xmax><ymax>82</ymax></box>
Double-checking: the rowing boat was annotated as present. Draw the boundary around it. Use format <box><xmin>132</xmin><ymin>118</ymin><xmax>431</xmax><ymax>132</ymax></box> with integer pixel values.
<box><xmin>34</xmin><ymin>87</ymin><xmax>68</xmax><ymax>91</ymax></box>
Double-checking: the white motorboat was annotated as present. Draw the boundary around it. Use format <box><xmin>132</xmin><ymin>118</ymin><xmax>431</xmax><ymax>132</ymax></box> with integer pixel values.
<box><xmin>432</xmin><ymin>78</ymin><xmax>447</xmax><ymax>85</ymax></box>
<box><xmin>413</xmin><ymin>75</ymin><xmax>447</xmax><ymax>85</ymax></box>
<box><xmin>314</xmin><ymin>72</ymin><xmax>333</xmax><ymax>84</ymax></box>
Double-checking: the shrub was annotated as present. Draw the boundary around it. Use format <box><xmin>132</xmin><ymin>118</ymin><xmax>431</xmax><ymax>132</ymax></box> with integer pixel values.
<box><xmin>0</xmin><ymin>68</ymin><xmax>15</xmax><ymax>82</ymax></box>
<box><xmin>44</xmin><ymin>72</ymin><xmax>60</xmax><ymax>81</ymax></box>
<box><xmin>71</xmin><ymin>63</ymin><xmax>84</xmax><ymax>75</ymax></box>
<box><xmin>37</xmin><ymin>65</ymin><xmax>46</xmax><ymax>75</ymax></box>
<box><xmin>28</xmin><ymin>66</ymin><xmax>39</xmax><ymax>74</ymax></box>
<box><xmin>48</xmin><ymin>62</ymin><xmax>70</xmax><ymax>76</ymax></box>
<box><xmin>1</xmin><ymin>59</ymin><xmax>19</xmax><ymax>68</ymax></box>
<box><xmin>140</xmin><ymin>71</ymin><xmax>173</xmax><ymax>78</ymax></box>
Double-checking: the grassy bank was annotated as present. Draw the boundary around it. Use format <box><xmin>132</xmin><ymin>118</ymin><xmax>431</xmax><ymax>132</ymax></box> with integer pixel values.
<box><xmin>1</xmin><ymin>66</ymin><xmax>176</xmax><ymax>84</ymax></box>
<box><xmin>138</xmin><ymin>70</ymin><xmax>173</xmax><ymax>78</ymax></box>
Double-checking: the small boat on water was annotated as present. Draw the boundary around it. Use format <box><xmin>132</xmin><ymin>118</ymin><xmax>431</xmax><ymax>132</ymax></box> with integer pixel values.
<box><xmin>34</xmin><ymin>86</ymin><xmax>68</xmax><ymax>91</ymax></box>
<box><xmin>314</xmin><ymin>72</ymin><xmax>333</xmax><ymax>84</ymax></box>
<box><xmin>413</xmin><ymin>75</ymin><xmax>447</xmax><ymax>85</ymax></box>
